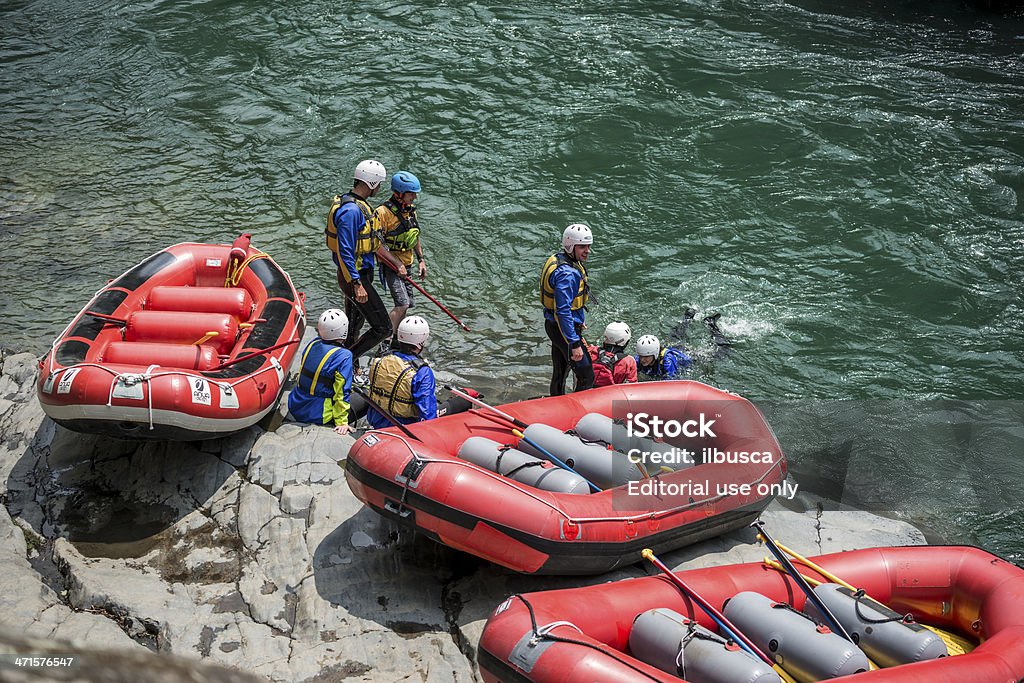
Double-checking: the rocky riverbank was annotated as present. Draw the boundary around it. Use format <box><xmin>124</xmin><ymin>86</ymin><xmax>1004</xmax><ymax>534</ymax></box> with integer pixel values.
<box><xmin>0</xmin><ymin>350</ymin><xmax>926</xmax><ymax>682</ymax></box>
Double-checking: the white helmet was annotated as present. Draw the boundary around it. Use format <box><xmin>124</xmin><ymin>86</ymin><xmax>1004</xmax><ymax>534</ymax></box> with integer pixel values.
<box><xmin>317</xmin><ymin>308</ymin><xmax>349</xmax><ymax>341</ymax></box>
<box><xmin>636</xmin><ymin>334</ymin><xmax>660</xmax><ymax>358</ymax></box>
<box><xmin>603</xmin><ymin>321</ymin><xmax>632</xmax><ymax>347</ymax></box>
<box><xmin>562</xmin><ymin>223</ymin><xmax>593</xmax><ymax>253</ymax></box>
<box><xmin>354</xmin><ymin>159</ymin><xmax>387</xmax><ymax>190</ymax></box>
<box><xmin>397</xmin><ymin>315</ymin><xmax>430</xmax><ymax>347</ymax></box>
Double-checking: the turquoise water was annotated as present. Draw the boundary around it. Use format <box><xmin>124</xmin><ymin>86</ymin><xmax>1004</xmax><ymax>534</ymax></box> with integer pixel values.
<box><xmin>2</xmin><ymin>0</ymin><xmax>1022</xmax><ymax>560</ymax></box>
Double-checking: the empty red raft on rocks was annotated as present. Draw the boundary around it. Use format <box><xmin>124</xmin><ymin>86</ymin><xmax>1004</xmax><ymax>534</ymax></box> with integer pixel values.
<box><xmin>344</xmin><ymin>381</ymin><xmax>787</xmax><ymax>575</ymax></box>
<box><xmin>478</xmin><ymin>545</ymin><xmax>1024</xmax><ymax>682</ymax></box>
<box><xmin>36</xmin><ymin>234</ymin><xmax>305</xmax><ymax>441</ymax></box>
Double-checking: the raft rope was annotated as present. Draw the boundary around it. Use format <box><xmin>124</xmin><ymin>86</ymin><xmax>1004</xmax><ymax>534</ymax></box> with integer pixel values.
<box><xmin>851</xmin><ymin>589</ymin><xmax>916</xmax><ymax>626</ymax></box>
<box><xmin>676</xmin><ymin>622</ymin><xmax>735</xmax><ymax>680</ymax></box>
<box><xmin>495</xmin><ymin>444</ymin><xmax>546</xmax><ymax>478</ymax></box>
<box><xmin>224</xmin><ymin>252</ymin><xmax>269</xmax><ymax>287</ymax></box>
<box><xmin>366</xmin><ymin>430</ymin><xmax>787</xmax><ymax>526</ymax></box>
<box><xmin>510</xmin><ymin>594</ymin><xmax>664</xmax><ymax>683</ymax></box>
<box><xmin>46</xmin><ymin>354</ymin><xmax>286</xmax><ymax>431</ymax></box>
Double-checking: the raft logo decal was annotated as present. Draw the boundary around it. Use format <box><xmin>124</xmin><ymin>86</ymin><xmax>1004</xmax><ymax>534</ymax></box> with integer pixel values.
<box><xmin>191</xmin><ymin>378</ymin><xmax>212</xmax><ymax>406</ymax></box>
<box><xmin>363</xmin><ymin>434</ymin><xmax>379</xmax><ymax>448</ymax></box>
<box><xmin>205</xmin><ymin>258</ymin><xmax>222</xmax><ymax>268</ymax></box>
<box><xmin>56</xmin><ymin>368</ymin><xmax>81</xmax><ymax>394</ymax></box>
<box><xmin>493</xmin><ymin>598</ymin><xmax>512</xmax><ymax>616</ymax></box>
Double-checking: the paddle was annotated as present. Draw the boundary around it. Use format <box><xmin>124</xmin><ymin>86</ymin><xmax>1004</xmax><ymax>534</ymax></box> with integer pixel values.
<box><xmin>378</xmin><ymin>257</ymin><xmax>470</xmax><ymax>332</ymax></box>
<box><xmin>641</xmin><ymin>548</ymin><xmax>798</xmax><ymax>682</ymax></box>
<box><xmin>764</xmin><ymin>537</ymin><xmax>973</xmax><ymax>656</ymax></box>
<box><xmin>351</xmin><ymin>385</ymin><xmax>422</xmax><ymax>442</ymax></box>
<box><xmin>449</xmin><ymin>387</ymin><xmax>601</xmax><ymax>492</ymax></box>
<box><xmin>447</xmin><ymin>385</ymin><xmax>527</xmax><ymax>428</ymax></box>
<box><xmin>207</xmin><ymin>339</ymin><xmax>301</xmax><ymax>371</ymax></box>
<box><xmin>751</xmin><ymin>520</ymin><xmax>853</xmax><ymax>642</ymax></box>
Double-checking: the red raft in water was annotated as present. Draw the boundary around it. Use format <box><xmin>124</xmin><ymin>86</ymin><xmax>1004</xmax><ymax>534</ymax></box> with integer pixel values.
<box><xmin>478</xmin><ymin>545</ymin><xmax>1024</xmax><ymax>683</ymax></box>
<box><xmin>344</xmin><ymin>381</ymin><xmax>787</xmax><ymax>575</ymax></box>
<box><xmin>36</xmin><ymin>234</ymin><xmax>305</xmax><ymax>441</ymax></box>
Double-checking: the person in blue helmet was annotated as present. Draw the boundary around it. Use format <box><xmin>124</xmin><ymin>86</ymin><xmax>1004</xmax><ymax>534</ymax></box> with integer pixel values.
<box><xmin>374</xmin><ymin>170</ymin><xmax>428</xmax><ymax>342</ymax></box>
<box><xmin>288</xmin><ymin>309</ymin><xmax>355</xmax><ymax>435</ymax></box>
<box><xmin>635</xmin><ymin>309</ymin><xmax>733</xmax><ymax>379</ymax></box>
<box><xmin>540</xmin><ymin>223</ymin><xmax>595</xmax><ymax>396</ymax></box>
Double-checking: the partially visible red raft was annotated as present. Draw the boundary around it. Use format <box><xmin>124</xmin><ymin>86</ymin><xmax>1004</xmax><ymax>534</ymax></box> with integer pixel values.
<box><xmin>478</xmin><ymin>545</ymin><xmax>1024</xmax><ymax>682</ymax></box>
<box><xmin>36</xmin><ymin>234</ymin><xmax>305</xmax><ymax>440</ymax></box>
<box><xmin>344</xmin><ymin>382</ymin><xmax>787</xmax><ymax>575</ymax></box>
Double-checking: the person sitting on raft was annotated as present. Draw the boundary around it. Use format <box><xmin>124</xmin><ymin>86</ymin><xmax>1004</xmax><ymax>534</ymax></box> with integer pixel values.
<box><xmin>288</xmin><ymin>309</ymin><xmax>355</xmax><ymax>435</ymax></box>
<box><xmin>364</xmin><ymin>316</ymin><xmax>477</xmax><ymax>428</ymax></box>
<box><xmin>636</xmin><ymin>309</ymin><xmax>733</xmax><ymax>379</ymax></box>
<box><xmin>587</xmin><ymin>321</ymin><xmax>637</xmax><ymax>387</ymax></box>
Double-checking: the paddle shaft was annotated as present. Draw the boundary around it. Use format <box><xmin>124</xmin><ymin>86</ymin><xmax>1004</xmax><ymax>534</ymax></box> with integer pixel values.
<box><xmin>208</xmin><ymin>338</ymin><xmax>300</xmax><ymax>371</ymax></box>
<box><xmin>84</xmin><ymin>311</ymin><xmax>127</xmax><ymax>325</ymax></box>
<box><xmin>641</xmin><ymin>549</ymin><xmax>774</xmax><ymax>666</ymax></box>
<box><xmin>352</xmin><ymin>385</ymin><xmax>422</xmax><ymax>442</ymax></box>
<box><xmin>752</xmin><ymin>521</ymin><xmax>854</xmax><ymax>641</ymax></box>
<box><xmin>447</xmin><ymin>386</ymin><xmax>528</xmax><ymax>429</ymax></box>
<box><xmin>378</xmin><ymin>258</ymin><xmax>470</xmax><ymax>332</ymax></box>
<box><xmin>510</xmin><ymin>428</ymin><xmax>601</xmax><ymax>493</ymax></box>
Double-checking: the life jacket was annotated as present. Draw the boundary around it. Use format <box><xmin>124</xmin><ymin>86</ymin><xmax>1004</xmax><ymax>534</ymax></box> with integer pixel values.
<box><xmin>367</xmin><ymin>352</ymin><xmax>428</xmax><ymax>420</ymax></box>
<box><xmin>591</xmin><ymin>347</ymin><xmax>627</xmax><ymax>387</ymax></box>
<box><xmin>597</xmin><ymin>348</ymin><xmax>628</xmax><ymax>371</ymax></box>
<box><xmin>380</xmin><ymin>196</ymin><xmax>421</xmax><ymax>255</ymax></box>
<box><xmin>539</xmin><ymin>252</ymin><xmax>589</xmax><ymax>312</ymax></box>
<box><xmin>296</xmin><ymin>341</ymin><xmax>345</xmax><ymax>399</ymax></box>
<box><xmin>325</xmin><ymin>193</ymin><xmax>382</xmax><ymax>270</ymax></box>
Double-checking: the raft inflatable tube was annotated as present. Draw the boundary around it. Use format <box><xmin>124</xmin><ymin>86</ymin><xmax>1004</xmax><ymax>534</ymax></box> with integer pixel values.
<box><xmin>36</xmin><ymin>234</ymin><xmax>305</xmax><ymax>441</ymax></box>
<box><xmin>478</xmin><ymin>545</ymin><xmax>1024</xmax><ymax>682</ymax></box>
<box><xmin>344</xmin><ymin>381</ymin><xmax>787</xmax><ymax>575</ymax></box>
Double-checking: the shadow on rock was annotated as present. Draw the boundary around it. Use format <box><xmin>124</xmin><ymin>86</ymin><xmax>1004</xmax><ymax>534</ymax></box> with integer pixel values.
<box><xmin>311</xmin><ymin>504</ymin><xmax>489</xmax><ymax>635</ymax></box>
<box><xmin>5</xmin><ymin>419</ymin><xmax>255</xmax><ymax>581</ymax></box>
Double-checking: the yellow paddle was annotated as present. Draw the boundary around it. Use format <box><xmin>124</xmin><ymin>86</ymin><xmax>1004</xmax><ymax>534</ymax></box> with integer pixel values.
<box><xmin>768</xmin><ymin>540</ymin><xmax>974</xmax><ymax>656</ymax></box>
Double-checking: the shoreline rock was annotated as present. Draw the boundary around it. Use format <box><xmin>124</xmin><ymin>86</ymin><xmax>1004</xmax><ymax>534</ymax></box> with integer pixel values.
<box><xmin>0</xmin><ymin>350</ymin><xmax>925</xmax><ymax>681</ymax></box>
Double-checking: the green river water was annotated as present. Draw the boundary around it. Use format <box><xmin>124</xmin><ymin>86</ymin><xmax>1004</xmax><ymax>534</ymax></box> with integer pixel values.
<box><xmin>1</xmin><ymin>0</ymin><xmax>1022</xmax><ymax>561</ymax></box>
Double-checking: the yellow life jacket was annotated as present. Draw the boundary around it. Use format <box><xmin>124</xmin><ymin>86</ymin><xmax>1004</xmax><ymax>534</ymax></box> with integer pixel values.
<box><xmin>380</xmin><ymin>197</ymin><xmax>421</xmax><ymax>261</ymax></box>
<box><xmin>539</xmin><ymin>252</ymin><xmax>589</xmax><ymax>312</ymax></box>
<box><xmin>367</xmin><ymin>353</ymin><xmax>428</xmax><ymax>420</ymax></box>
<box><xmin>325</xmin><ymin>193</ymin><xmax>382</xmax><ymax>274</ymax></box>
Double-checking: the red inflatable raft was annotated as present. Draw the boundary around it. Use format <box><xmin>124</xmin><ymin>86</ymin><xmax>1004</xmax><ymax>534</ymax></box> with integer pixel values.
<box><xmin>36</xmin><ymin>234</ymin><xmax>305</xmax><ymax>440</ymax></box>
<box><xmin>344</xmin><ymin>382</ymin><xmax>787</xmax><ymax>575</ymax></box>
<box><xmin>478</xmin><ymin>545</ymin><xmax>1024</xmax><ymax>682</ymax></box>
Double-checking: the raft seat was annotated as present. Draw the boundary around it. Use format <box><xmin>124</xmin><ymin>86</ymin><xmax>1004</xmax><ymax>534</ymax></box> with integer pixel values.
<box><xmin>125</xmin><ymin>310</ymin><xmax>239</xmax><ymax>356</ymax></box>
<box><xmin>104</xmin><ymin>341</ymin><xmax>220</xmax><ymax>371</ymax></box>
<box><xmin>146</xmin><ymin>286</ymin><xmax>254</xmax><ymax>321</ymax></box>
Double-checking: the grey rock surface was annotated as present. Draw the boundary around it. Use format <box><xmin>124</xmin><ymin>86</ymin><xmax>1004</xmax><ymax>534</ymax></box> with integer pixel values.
<box><xmin>0</xmin><ymin>350</ymin><xmax>927</xmax><ymax>682</ymax></box>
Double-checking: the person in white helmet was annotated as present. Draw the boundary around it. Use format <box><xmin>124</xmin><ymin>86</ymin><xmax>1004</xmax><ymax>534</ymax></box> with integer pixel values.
<box><xmin>635</xmin><ymin>309</ymin><xmax>732</xmax><ymax>379</ymax></box>
<box><xmin>325</xmin><ymin>159</ymin><xmax>405</xmax><ymax>363</ymax></box>
<box><xmin>287</xmin><ymin>309</ymin><xmax>355</xmax><ymax>435</ymax></box>
<box><xmin>587</xmin><ymin>321</ymin><xmax>638</xmax><ymax>387</ymax></box>
<box><xmin>364</xmin><ymin>315</ymin><xmax>478</xmax><ymax>429</ymax></box>
<box><xmin>540</xmin><ymin>223</ymin><xmax>595</xmax><ymax>396</ymax></box>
